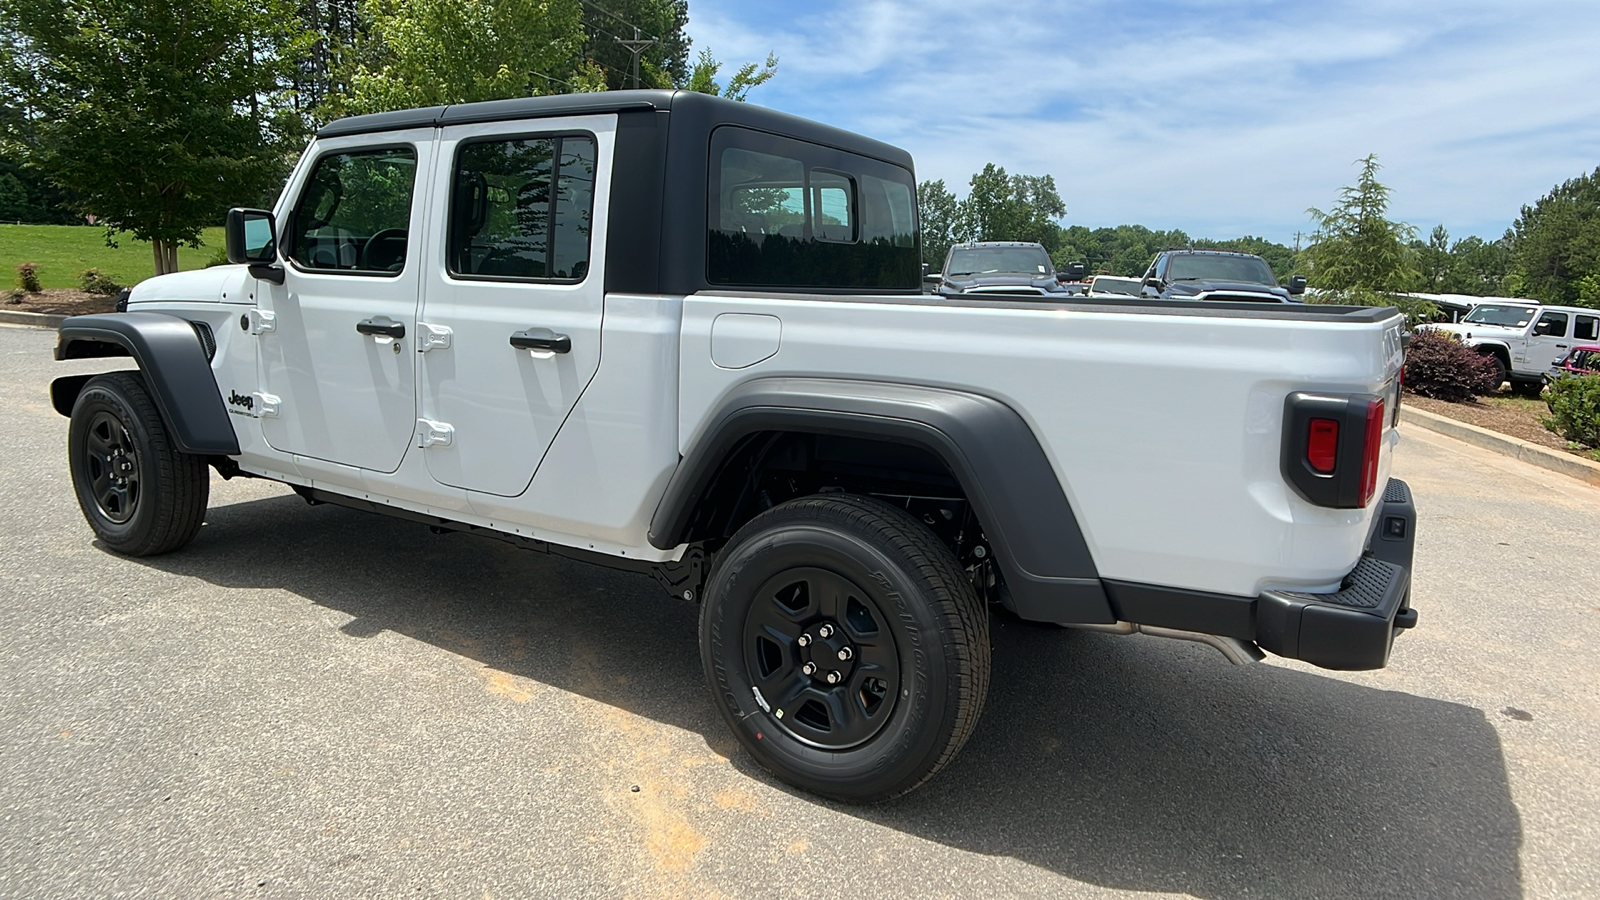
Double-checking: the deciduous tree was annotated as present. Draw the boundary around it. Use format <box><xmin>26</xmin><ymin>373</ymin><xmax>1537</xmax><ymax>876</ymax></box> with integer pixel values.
<box><xmin>0</xmin><ymin>0</ymin><xmax>310</xmax><ymax>273</ymax></box>
<box><xmin>1506</xmin><ymin>166</ymin><xmax>1600</xmax><ymax>308</ymax></box>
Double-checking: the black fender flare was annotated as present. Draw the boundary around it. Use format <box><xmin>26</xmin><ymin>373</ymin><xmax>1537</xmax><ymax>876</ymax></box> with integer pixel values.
<box><xmin>649</xmin><ymin>377</ymin><xmax>1114</xmax><ymax>624</ymax></box>
<box><xmin>52</xmin><ymin>312</ymin><xmax>241</xmax><ymax>456</ymax></box>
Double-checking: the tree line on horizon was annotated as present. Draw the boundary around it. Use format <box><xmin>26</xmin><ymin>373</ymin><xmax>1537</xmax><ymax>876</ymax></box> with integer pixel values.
<box><xmin>0</xmin><ymin>0</ymin><xmax>775</xmax><ymax>273</ymax></box>
<box><xmin>921</xmin><ymin>156</ymin><xmax>1600</xmax><ymax>312</ymax></box>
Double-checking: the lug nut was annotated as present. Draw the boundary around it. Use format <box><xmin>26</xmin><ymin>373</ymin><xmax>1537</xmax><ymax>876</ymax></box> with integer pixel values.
<box><xmin>797</xmin><ymin>634</ymin><xmax>811</xmax><ymax>647</ymax></box>
<box><xmin>802</xmin><ymin>662</ymin><xmax>816</xmax><ymax>675</ymax></box>
<box><xmin>838</xmin><ymin>647</ymin><xmax>853</xmax><ymax>661</ymax></box>
<box><xmin>818</xmin><ymin>624</ymin><xmax>834</xmax><ymax>638</ymax></box>
<box><xmin>826</xmin><ymin>671</ymin><xmax>842</xmax><ymax>684</ymax></box>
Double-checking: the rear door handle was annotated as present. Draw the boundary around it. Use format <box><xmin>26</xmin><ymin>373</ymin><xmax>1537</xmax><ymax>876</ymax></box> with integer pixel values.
<box><xmin>357</xmin><ymin>317</ymin><xmax>405</xmax><ymax>339</ymax></box>
<box><xmin>509</xmin><ymin>328</ymin><xmax>571</xmax><ymax>354</ymax></box>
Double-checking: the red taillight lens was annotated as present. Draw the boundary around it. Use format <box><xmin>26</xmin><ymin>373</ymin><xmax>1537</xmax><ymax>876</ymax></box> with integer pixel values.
<box><xmin>1361</xmin><ymin>398</ymin><xmax>1385</xmax><ymax>505</ymax></box>
<box><xmin>1307</xmin><ymin>418</ymin><xmax>1339</xmax><ymax>473</ymax></box>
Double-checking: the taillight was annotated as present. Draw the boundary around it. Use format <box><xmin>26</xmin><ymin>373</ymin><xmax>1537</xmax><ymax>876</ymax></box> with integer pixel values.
<box><xmin>1361</xmin><ymin>398</ymin><xmax>1385</xmax><ymax>506</ymax></box>
<box><xmin>1282</xmin><ymin>391</ymin><xmax>1389</xmax><ymax>509</ymax></box>
<box><xmin>1307</xmin><ymin>419</ymin><xmax>1339</xmax><ymax>473</ymax></box>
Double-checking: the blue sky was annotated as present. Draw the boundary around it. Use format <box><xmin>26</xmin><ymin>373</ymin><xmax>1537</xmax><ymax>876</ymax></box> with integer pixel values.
<box><xmin>683</xmin><ymin>0</ymin><xmax>1600</xmax><ymax>246</ymax></box>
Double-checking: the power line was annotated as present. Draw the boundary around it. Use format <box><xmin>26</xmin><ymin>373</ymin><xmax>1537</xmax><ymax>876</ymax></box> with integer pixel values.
<box><xmin>578</xmin><ymin>0</ymin><xmax>662</xmax><ymax>43</ymax></box>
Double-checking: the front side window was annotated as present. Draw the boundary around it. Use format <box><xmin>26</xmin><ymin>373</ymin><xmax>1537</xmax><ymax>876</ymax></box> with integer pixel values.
<box><xmin>289</xmin><ymin>147</ymin><xmax>417</xmax><ymax>274</ymax></box>
<box><xmin>449</xmin><ymin>134</ymin><xmax>597</xmax><ymax>281</ymax></box>
<box><xmin>708</xmin><ymin>127</ymin><xmax>919</xmax><ymax>290</ymax></box>
<box><xmin>1535</xmin><ymin>311</ymin><xmax>1569</xmax><ymax>337</ymax></box>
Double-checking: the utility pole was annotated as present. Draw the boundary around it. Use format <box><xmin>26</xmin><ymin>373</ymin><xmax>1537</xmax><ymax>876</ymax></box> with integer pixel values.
<box><xmin>614</xmin><ymin>26</ymin><xmax>657</xmax><ymax>90</ymax></box>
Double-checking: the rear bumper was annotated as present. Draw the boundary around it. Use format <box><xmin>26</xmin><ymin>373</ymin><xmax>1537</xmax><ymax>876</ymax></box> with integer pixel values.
<box><xmin>1256</xmin><ymin>477</ymin><xmax>1417</xmax><ymax>670</ymax></box>
<box><xmin>1086</xmin><ymin>478</ymin><xmax>1418</xmax><ymax>671</ymax></box>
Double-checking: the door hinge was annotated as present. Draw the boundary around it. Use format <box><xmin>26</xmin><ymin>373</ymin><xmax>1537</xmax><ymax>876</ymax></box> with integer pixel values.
<box><xmin>247</xmin><ymin>309</ymin><xmax>276</xmax><ymax>335</ymax></box>
<box><xmin>416</xmin><ymin>418</ymin><xmax>455</xmax><ymax>448</ymax></box>
<box><xmin>251</xmin><ymin>392</ymin><xmax>281</xmax><ymax>418</ymax></box>
<box><xmin>417</xmin><ymin>322</ymin><xmax>452</xmax><ymax>351</ymax></box>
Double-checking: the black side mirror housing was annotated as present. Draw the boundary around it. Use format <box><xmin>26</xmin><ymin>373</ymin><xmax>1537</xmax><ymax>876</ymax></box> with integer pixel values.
<box><xmin>1288</xmin><ymin>274</ymin><xmax>1308</xmax><ymax>295</ymax></box>
<box><xmin>226</xmin><ymin>208</ymin><xmax>279</xmax><ymax>265</ymax></box>
<box><xmin>1144</xmin><ymin>276</ymin><xmax>1163</xmax><ymax>288</ymax></box>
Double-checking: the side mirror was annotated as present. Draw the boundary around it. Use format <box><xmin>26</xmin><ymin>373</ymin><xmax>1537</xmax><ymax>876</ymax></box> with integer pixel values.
<box><xmin>1144</xmin><ymin>276</ymin><xmax>1163</xmax><ymax>288</ymax></box>
<box><xmin>226</xmin><ymin>208</ymin><xmax>278</xmax><ymax>265</ymax></box>
<box><xmin>1288</xmin><ymin>274</ymin><xmax>1307</xmax><ymax>295</ymax></box>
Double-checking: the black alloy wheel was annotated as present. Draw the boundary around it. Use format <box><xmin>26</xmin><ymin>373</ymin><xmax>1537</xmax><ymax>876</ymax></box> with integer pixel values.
<box><xmin>700</xmin><ymin>494</ymin><xmax>990</xmax><ymax>803</ymax></box>
<box><xmin>68</xmin><ymin>371</ymin><xmax>209</xmax><ymax>556</ymax></box>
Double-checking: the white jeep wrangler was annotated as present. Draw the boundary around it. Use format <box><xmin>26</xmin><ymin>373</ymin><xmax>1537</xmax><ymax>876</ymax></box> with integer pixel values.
<box><xmin>1429</xmin><ymin>301</ymin><xmax>1600</xmax><ymax>394</ymax></box>
<box><xmin>52</xmin><ymin>90</ymin><xmax>1418</xmax><ymax>801</ymax></box>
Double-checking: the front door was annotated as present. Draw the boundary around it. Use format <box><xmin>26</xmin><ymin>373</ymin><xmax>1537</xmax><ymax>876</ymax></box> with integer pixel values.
<box><xmin>1526</xmin><ymin>309</ymin><xmax>1572</xmax><ymax>373</ymax></box>
<box><xmin>257</xmin><ymin>133</ymin><xmax>434</xmax><ymax>473</ymax></box>
<box><xmin>416</xmin><ymin>117</ymin><xmax>610</xmax><ymax>496</ymax></box>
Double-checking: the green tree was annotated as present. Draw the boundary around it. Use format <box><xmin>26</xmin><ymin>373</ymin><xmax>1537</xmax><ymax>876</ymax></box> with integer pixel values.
<box><xmin>1302</xmin><ymin>154</ymin><xmax>1431</xmax><ymax>319</ymax></box>
<box><xmin>918</xmin><ymin>179</ymin><xmax>959</xmax><ymax>268</ymax></box>
<box><xmin>677</xmin><ymin>48</ymin><xmax>777</xmax><ymax>101</ymax></box>
<box><xmin>1412</xmin><ymin>224</ymin><xmax>1453</xmax><ymax>291</ymax></box>
<box><xmin>334</xmin><ymin>0</ymin><xmax>590</xmax><ymax>116</ymax></box>
<box><xmin>1</xmin><ymin>0</ymin><xmax>310</xmax><ymax>273</ymax></box>
<box><xmin>1506</xmin><ymin>166</ymin><xmax>1600</xmax><ymax>308</ymax></box>
<box><xmin>953</xmin><ymin>163</ymin><xmax>1065</xmax><ymax>253</ymax></box>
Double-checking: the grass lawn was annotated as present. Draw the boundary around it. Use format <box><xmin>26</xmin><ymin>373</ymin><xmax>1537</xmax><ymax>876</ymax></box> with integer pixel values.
<box><xmin>0</xmin><ymin>224</ymin><xmax>225</xmax><ymax>290</ymax></box>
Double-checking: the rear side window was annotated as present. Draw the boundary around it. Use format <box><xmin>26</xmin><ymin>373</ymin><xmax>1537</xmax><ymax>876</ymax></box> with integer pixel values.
<box><xmin>708</xmin><ymin>126</ymin><xmax>919</xmax><ymax>290</ymax></box>
<box><xmin>448</xmin><ymin>134</ymin><xmax>597</xmax><ymax>282</ymax></box>
<box><xmin>1575</xmin><ymin>315</ymin><xmax>1598</xmax><ymax>342</ymax></box>
<box><xmin>288</xmin><ymin>147</ymin><xmax>417</xmax><ymax>274</ymax></box>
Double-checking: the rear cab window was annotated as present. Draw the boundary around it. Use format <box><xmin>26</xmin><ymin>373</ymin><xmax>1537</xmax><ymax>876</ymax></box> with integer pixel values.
<box><xmin>707</xmin><ymin>126</ymin><xmax>918</xmax><ymax>290</ymax></box>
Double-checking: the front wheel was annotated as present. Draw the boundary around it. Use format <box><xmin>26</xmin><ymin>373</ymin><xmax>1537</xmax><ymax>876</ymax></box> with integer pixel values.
<box><xmin>699</xmin><ymin>494</ymin><xmax>990</xmax><ymax>802</ymax></box>
<box><xmin>68</xmin><ymin>371</ymin><xmax>210</xmax><ymax>556</ymax></box>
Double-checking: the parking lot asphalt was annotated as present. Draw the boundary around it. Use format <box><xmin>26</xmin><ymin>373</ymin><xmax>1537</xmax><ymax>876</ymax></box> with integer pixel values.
<box><xmin>2</xmin><ymin>321</ymin><xmax>1597</xmax><ymax>899</ymax></box>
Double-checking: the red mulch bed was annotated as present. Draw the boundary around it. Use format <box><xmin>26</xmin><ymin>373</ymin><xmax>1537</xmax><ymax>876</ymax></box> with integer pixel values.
<box><xmin>4</xmin><ymin>288</ymin><xmax>119</xmax><ymax>316</ymax></box>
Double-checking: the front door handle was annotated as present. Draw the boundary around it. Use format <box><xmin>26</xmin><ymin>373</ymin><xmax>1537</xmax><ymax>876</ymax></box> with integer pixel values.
<box><xmin>357</xmin><ymin>317</ymin><xmax>405</xmax><ymax>339</ymax></box>
<box><xmin>1556</xmin><ymin>344</ymin><xmax>1569</xmax><ymax>349</ymax></box>
<box><xmin>509</xmin><ymin>328</ymin><xmax>571</xmax><ymax>354</ymax></box>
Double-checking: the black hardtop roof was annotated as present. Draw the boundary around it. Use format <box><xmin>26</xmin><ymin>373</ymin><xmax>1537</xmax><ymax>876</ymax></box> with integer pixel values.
<box><xmin>316</xmin><ymin>89</ymin><xmax>913</xmax><ymax>169</ymax></box>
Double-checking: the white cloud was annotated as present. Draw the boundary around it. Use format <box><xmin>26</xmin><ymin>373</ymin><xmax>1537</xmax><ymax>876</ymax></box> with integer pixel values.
<box><xmin>686</xmin><ymin>0</ymin><xmax>1600</xmax><ymax>243</ymax></box>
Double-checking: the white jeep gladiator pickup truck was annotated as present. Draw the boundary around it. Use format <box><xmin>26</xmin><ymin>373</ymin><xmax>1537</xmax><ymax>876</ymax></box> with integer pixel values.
<box><xmin>51</xmin><ymin>90</ymin><xmax>1417</xmax><ymax>802</ymax></box>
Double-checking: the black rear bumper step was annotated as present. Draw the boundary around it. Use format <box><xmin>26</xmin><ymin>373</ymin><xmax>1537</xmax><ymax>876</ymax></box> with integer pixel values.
<box><xmin>1091</xmin><ymin>477</ymin><xmax>1417</xmax><ymax>671</ymax></box>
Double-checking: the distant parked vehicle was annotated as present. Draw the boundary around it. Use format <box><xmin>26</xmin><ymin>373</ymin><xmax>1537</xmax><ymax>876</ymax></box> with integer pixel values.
<box><xmin>1549</xmin><ymin>344</ymin><xmax>1600</xmax><ymax>381</ymax></box>
<box><xmin>1139</xmin><ymin>249</ymin><xmax>1305</xmax><ymax>303</ymax></box>
<box><xmin>1087</xmin><ymin>275</ymin><xmax>1142</xmax><ymax>298</ymax></box>
<box><xmin>938</xmin><ymin>241</ymin><xmax>1074</xmax><ymax>298</ymax></box>
<box><xmin>1429</xmin><ymin>304</ymin><xmax>1600</xmax><ymax>395</ymax></box>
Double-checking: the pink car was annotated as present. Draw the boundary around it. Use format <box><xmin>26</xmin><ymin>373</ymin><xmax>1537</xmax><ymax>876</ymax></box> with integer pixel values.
<box><xmin>1550</xmin><ymin>344</ymin><xmax>1600</xmax><ymax>380</ymax></box>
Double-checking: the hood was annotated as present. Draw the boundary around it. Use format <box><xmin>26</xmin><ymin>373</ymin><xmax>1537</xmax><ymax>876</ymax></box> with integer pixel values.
<box><xmin>127</xmin><ymin>265</ymin><xmax>249</xmax><ymax>305</ymax></box>
<box><xmin>942</xmin><ymin>273</ymin><xmax>1066</xmax><ymax>295</ymax></box>
<box><xmin>1166</xmin><ymin>279</ymin><xmax>1289</xmax><ymax>300</ymax></box>
<box><xmin>1430</xmin><ymin>322</ymin><xmax>1523</xmax><ymax>340</ymax></box>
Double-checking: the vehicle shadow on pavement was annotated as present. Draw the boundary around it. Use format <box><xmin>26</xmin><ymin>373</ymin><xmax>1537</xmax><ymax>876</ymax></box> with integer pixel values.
<box><xmin>133</xmin><ymin>494</ymin><xmax>1523</xmax><ymax>900</ymax></box>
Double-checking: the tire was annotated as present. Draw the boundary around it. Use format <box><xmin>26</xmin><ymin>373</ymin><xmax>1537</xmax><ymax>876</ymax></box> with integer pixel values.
<box><xmin>699</xmin><ymin>493</ymin><xmax>990</xmax><ymax>802</ymax></box>
<box><xmin>1510</xmin><ymin>378</ymin><xmax>1544</xmax><ymax>398</ymax></box>
<box><xmin>1481</xmin><ymin>352</ymin><xmax>1508</xmax><ymax>391</ymax></box>
<box><xmin>68</xmin><ymin>371</ymin><xmax>209</xmax><ymax>556</ymax></box>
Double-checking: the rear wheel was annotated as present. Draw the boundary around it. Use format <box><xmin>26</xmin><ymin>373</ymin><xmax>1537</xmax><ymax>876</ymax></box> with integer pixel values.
<box><xmin>699</xmin><ymin>494</ymin><xmax>990</xmax><ymax>802</ymax></box>
<box><xmin>68</xmin><ymin>371</ymin><xmax>209</xmax><ymax>556</ymax></box>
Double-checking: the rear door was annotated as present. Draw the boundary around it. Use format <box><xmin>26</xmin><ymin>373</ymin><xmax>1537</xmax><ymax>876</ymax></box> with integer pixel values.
<box><xmin>415</xmin><ymin>116</ymin><xmax>611</xmax><ymax>496</ymax></box>
<box><xmin>257</xmin><ymin>132</ymin><xmax>434</xmax><ymax>473</ymax></box>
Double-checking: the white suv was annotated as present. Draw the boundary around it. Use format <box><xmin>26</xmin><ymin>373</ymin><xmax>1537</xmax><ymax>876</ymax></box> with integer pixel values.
<box><xmin>1431</xmin><ymin>301</ymin><xmax>1600</xmax><ymax>393</ymax></box>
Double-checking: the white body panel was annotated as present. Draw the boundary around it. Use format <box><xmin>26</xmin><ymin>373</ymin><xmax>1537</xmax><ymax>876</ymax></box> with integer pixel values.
<box><xmin>678</xmin><ymin>295</ymin><xmax>1402</xmax><ymax>597</ymax></box>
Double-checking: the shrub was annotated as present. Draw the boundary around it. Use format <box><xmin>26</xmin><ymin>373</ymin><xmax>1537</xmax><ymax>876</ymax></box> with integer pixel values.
<box><xmin>15</xmin><ymin>262</ymin><xmax>41</xmax><ymax>293</ymax></box>
<box><xmin>1403</xmin><ymin>329</ymin><xmax>1502</xmax><ymax>401</ymax></box>
<box><xmin>77</xmin><ymin>268</ymin><xmax>123</xmax><ymax>295</ymax></box>
<box><xmin>203</xmin><ymin>246</ymin><xmax>231</xmax><ymax>268</ymax></box>
<box><xmin>1542</xmin><ymin>374</ymin><xmax>1600</xmax><ymax>449</ymax></box>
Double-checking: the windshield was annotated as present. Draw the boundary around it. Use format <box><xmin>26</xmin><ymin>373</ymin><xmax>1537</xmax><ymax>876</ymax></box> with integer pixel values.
<box><xmin>1165</xmin><ymin>254</ymin><xmax>1277</xmax><ymax>285</ymax></box>
<box><xmin>946</xmin><ymin>246</ymin><xmax>1051</xmax><ymax>277</ymax></box>
<box><xmin>1091</xmin><ymin>276</ymin><xmax>1141</xmax><ymax>296</ymax></box>
<box><xmin>1462</xmin><ymin>305</ymin><xmax>1536</xmax><ymax>328</ymax></box>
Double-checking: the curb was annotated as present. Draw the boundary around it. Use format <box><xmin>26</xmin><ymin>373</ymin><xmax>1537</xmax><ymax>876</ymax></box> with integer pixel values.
<box><xmin>0</xmin><ymin>310</ymin><xmax>67</xmax><ymax>328</ymax></box>
<box><xmin>1400</xmin><ymin>405</ymin><xmax>1600</xmax><ymax>488</ymax></box>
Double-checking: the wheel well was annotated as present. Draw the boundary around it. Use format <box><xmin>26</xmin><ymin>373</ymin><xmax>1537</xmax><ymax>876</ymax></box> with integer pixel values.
<box><xmin>678</xmin><ymin>431</ymin><xmax>987</xmax><ymax>564</ymax></box>
<box><xmin>1474</xmin><ymin>345</ymin><xmax>1510</xmax><ymax>367</ymax></box>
